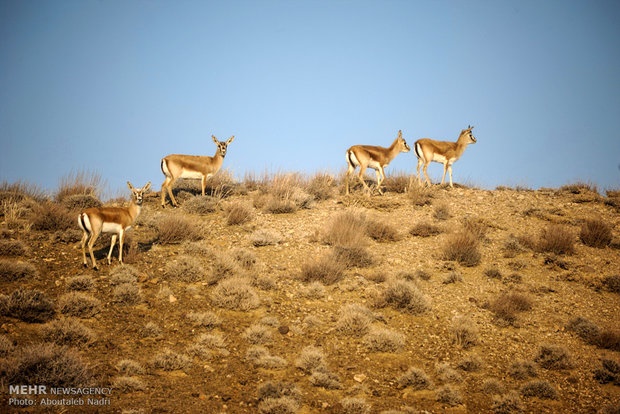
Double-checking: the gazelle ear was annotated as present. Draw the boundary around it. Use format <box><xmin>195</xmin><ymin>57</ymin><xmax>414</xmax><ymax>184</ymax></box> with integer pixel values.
<box><xmin>212</xmin><ymin>135</ymin><xmax>218</xmax><ymax>144</ymax></box>
<box><xmin>127</xmin><ymin>181</ymin><xmax>134</xmax><ymax>190</ymax></box>
<box><xmin>397</xmin><ymin>130</ymin><xmax>402</xmax><ymax>138</ymax></box>
<box><xmin>226</xmin><ymin>135</ymin><xmax>235</xmax><ymax>144</ymax></box>
<box><xmin>143</xmin><ymin>182</ymin><xmax>152</xmax><ymax>192</ymax></box>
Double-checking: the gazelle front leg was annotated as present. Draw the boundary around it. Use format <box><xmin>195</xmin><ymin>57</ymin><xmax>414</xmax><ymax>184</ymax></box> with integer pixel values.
<box><xmin>107</xmin><ymin>234</ymin><xmax>118</xmax><ymax>265</ymax></box>
<box><xmin>357</xmin><ymin>166</ymin><xmax>371</xmax><ymax>194</ymax></box>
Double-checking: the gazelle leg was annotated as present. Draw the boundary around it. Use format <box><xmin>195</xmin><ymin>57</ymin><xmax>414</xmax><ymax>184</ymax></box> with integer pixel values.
<box><xmin>345</xmin><ymin>165</ymin><xmax>355</xmax><ymax>195</ymax></box>
<box><xmin>107</xmin><ymin>234</ymin><xmax>117</xmax><ymax>265</ymax></box>
<box><xmin>440</xmin><ymin>163</ymin><xmax>448</xmax><ymax>186</ymax></box>
<box><xmin>422</xmin><ymin>163</ymin><xmax>432</xmax><ymax>187</ymax></box>
<box><xmin>166</xmin><ymin>178</ymin><xmax>178</xmax><ymax>207</ymax></box>
<box><xmin>376</xmin><ymin>168</ymin><xmax>385</xmax><ymax>195</ymax></box>
<box><xmin>357</xmin><ymin>166</ymin><xmax>371</xmax><ymax>194</ymax></box>
<box><xmin>447</xmin><ymin>164</ymin><xmax>454</xmax><ymax>188</ymax></box>
<box><xmin>118</xmin><ymin>231</ymin><xmax>125</xmax><ymax>265</ymax></box>
<box><xmin>80</xmin><ymin>231</ymin><xmax>89</xmax><ymax>267</ymax></box>
<box><xmin>87</xmin><ymin>231</ymin><xmax>101</xmax><ymax>270</ymax></box>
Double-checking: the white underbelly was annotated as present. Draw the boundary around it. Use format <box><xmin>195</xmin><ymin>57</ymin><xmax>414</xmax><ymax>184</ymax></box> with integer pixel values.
<box><xmin>102</xmin><ymin>222</ymin><xmax>124</xmax><ymax>234</ymax></box>
<box><xmin>179</xmin><ymin>170</ymin><xmax>205</xmax><ymax>179</ymax></box>
<box><xmin>368</xmin><ymin>159</ymin><xmax>382</xmax><ymax>170</ymax></box>
<box><xmin>432</xmin><ymin>154</ymin><xmax>448</xmax><ymax>163</ymax></box>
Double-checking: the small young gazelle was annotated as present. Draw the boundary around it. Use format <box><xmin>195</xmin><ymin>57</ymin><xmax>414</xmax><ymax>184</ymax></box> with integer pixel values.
<box><xmin>78</xmin><ymin>181</ymin><xmax>151</xmax><ymax>270</ymax></box>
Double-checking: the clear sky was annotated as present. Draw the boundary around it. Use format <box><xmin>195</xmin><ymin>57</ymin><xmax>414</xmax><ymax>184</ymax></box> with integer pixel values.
<box><xmin>1</xmin><ymin>0</ymin><xmax>619</xmax><ymax>196</ymax></box>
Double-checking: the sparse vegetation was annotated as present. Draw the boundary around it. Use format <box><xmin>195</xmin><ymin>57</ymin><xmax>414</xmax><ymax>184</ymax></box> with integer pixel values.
<box><xmin>442</xmin><ymin>231</ymin><xmax>481</xmax><ymax>266</ymax></box>
<box><xmin>580</xmin><ymin>218</ymin><xmax>612</xmax><ymax>247</ymax></box>
<box><xmin>1</xmin><ymin>177</ymin><xmax>618</xmax><ymax>412</ymax></box>
<box><xmin>537</xmin><ymin>224</ymin><xmax>575</xmax><ymax>255</ymax></box>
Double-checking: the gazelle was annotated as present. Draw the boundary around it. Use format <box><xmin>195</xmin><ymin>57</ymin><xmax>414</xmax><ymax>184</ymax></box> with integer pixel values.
<box><xmin>160</xmin><ymin>135</ymin><xmax>234</xmax><ymax>207</ymax></box>
<box><xmin>345</xmin><ymin>130</ymin><xmax>411</xmax><ymax>195</ymax></box>
<box><xmin>78</xmin><ymin>181</ymin><xmax>151</xmax><ymax>270</ymax></box>
<box><xmin>414</xmin><ymin>125</ymin><xmax>477</xmax><ymax>187</ymax></box>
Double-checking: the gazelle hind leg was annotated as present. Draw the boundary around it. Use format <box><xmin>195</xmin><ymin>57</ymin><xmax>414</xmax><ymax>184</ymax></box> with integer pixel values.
<box><xmin>87</xmin><ymin>231</ymin><xmax>101</xmax><ymax>270</ymax></box>
<box><xmin>80</xmin><ymin>231</ymin><xmax>89</xmax><ymax>267</ymax></box>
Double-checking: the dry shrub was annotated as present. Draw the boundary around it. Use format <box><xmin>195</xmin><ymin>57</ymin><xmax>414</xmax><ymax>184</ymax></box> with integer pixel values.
<box><xmin>520</xmin><ymin>380</ymin><xmax>558</xmax><ymax>399</ymax></box>
<box><xmin>0</xmin><ymin>260</ymin><xmax>38</xmax><ymax>281</ymax></box>
<box><xmin>258</xmin><ymin>397</ymin><xmax>300</xmax><ymax>414</ymax></box>
<box><xmin>295</xmin><ymin>346</ymin><xmax>327</xmax><ymax>374</ymax></box>
<box><xmin>451</xmin><ymin>315</ymin><xmax>478</xmax><ymax>349</ymax></box>
<box><xmin>109</xmin><ymin>264</ymin><xmax>139</xmax><ymax>285</ymax></box>
<box><xmin>484</xmin><ymin>267</ymin><xmax>503</xmax><ymax>280</ymax></box>
<box><xmin>456</xmin><ymin>355</ymin><xmax>483</xmax><ymax>373</ymax></box>
<box><xmin>302</xmin><ymin>281</ymin><xmax>326</xmax><ymax>299</ymax></box>
<box><xmin>566</xmin><ymin>316</ymin><xmax>600</xmax><ymax>344</ymax></box>
<box><xmin>113</xmin><ymin>376</ymin><xmax>145</xmax><ymax>393</ymax></box>
<box><xmin>597</xmin><ymin>329</ymin><xmax>620</xmax><ymax>352</ymax></box>
<box><xmin>61</xmin><ymin>194</ymin><xmax>102</xmax><ymax>211</ymax></box>
<box><xmin>594</xmin><ymin>359</ymin><xmax>620</xmax><ymax>385</ymax></box>
<box><xmin>187</xmin><ymin>311</ymin><xmax>221</xmax><ymax>328</ymax></box>
<box><xmin>113</xmin><ymin>283</ymin><xmax>142</xmax><ymax>305</ymax></box>
<box><xmin>376</xmin><ymin>279</ymin><xmax>431</xmax><ymax>315</ymax></box>
<box><xmin>381</xmin><ymin>172</ymin><xmax>410</xmax><ymax>194</ymax></box>
<box><xmin>488</xmin><ymin>291</ymin><xmax>532</xmax><ymax>325</ymax></box>
<box><xmin>509</xmin><ymin>360</ymin><xmax>537</xmax><ymax>380</ymax></box>
<box><xmin>443</xmin><ymin>271</ymin><xmax>463</xmax><ymax>284</ymax></box>
<box><xmin>66</xmin><ymin>275</ymin><xmax>95</xmax><ymax>291</ymax></box>
<box><xmin>245</xmin><ymin>346</ymin><xmax>287</xmax><ymax>369</ymax></box>
<box><xmin>0</xmin><ymin>239</ymin><xmax>27</xmax><ymax>256</ymax></box>
<box><xmin>244</xmin><ymin>324</ymin><xmax>273</xmax><ymax>344</ymax></box>
<box><xmin>481</xmin><ymin>379</ymin><xmax>506</xmax><ymax>396</ymax></box>
<box><xmin>322</xmin><ymin>210</ymin><xmax>367</xmax><ymax>247</ymax></box>
<box><xmin>363</xmin><ymin>327</ymin><xmax>405</xmax><ymax>352</ymax></box>
<box><xmin>58</xmin><ymin>292</ymin><xmax>101</xmax><ymax>318</ymax></box>
<box><xmin>335</xmin><ymin>304</ymin><xmax>375</xmax><ymax>337</ymax></box>
<box><xmin>340</xmin><ymin>397</ymin><xmax>371</xmax><ymax>414</ymax></box>
<box><xmin>603</xmin><ymin>275</ymin><xmax>620</xmax><ymax>294</ymax></box>
<box><xmin>492</xmin><ymin>391</ymin><xmax>523</xmax><ymax>414</ymax></box>
<box><xmin>537</xmin><ymin>224</ymin><xmax>575</xmax><ymax>255</ymax></box>
<box><xmin>300</xmin><ymin>254</ymin><xmax>345</xmax><ymax>285</ymax></box>
<box><xmin>41</xmin><ymin>318</ymin><xmax>96</xmax><ymax>346</ymax></box>
<box><xmin>442</xmin><ymin>231</ymin><xmax>481</xmax><ymax>266</ymax></box>
<box><xmin>436</xmin><ymin>385</ymin><xmax>462</xmax><ymax>406</ymax></box>
<box><xmin>409</xmin><ymin>222</ymin><xmax>442</xmax><ymax>237</ymax></box>
<box><xmin>251</xmin><ymin>229</ymin><xmax>283</xmax><ymax>246</ymax></box>
<box><xmin>580</xmin><ymin>219</ymin><xmax>612</xmax><ymax>248</ymax></box>
<box><xmin>462</xmin><ymin>217</ymin><xmax>489</xmax><ymax>241</ymax></box>
<box><xmin>156</xmin><ymin>215</ymin><xmax>202</xmax><ymax>244</ymax></box>
<box><xmin>307</xmin><ymin>172</ymin><xmax>337</xmax><ymax>200</ymax></box>
<box><xmin>164</xmin><ymin>255</ymin><xmax>206</xmax><ymax>283</ymax></box>
<box><xmin>152</xmin><ymin>348</ymin><xmax>192</xmax><ymax>371</ymax></box>
<box><xmin>534</xmin><ymin>344</ymin><xmax>572</xmax><ymax>370</ymax></box>
<box><xmin>208</xmin><ymin>253</ymin><xmax>241</xmax><ymax>284</ymax></box>
<box><xmin>436</xmin><ymin>362</ymin><xmax>463</xmax><ymax>384</ymax></box>
<box><xmin>232</xmin><ymin>248</ymin><xmax>257</xmax><ymax>269</ymax></box>
<box><xmin>397</xmin><ymin>367</ymin><xmax>433</xmax><ymax>390</ymax></box>
<box><xmin>261</xmin><ymin>173</ymin><xmax>313</xmax><ymax>213</ymax></box>
<box><xmin>331</xmin><ymin>245</ymin><xmax>374</xmax><ymax>268</ymax></box>
<box><xmin>503</xmin><ymin>235</ymin><xmax>525</xmax><ymax>258</ymax></box>
<box><xmin>55</xmin><ymin>170</ymin><xmax>102</xmax><ymax>203</ymax></box>
<box><xmin>366</xmin><ymin>218</ymin><xmax>400</xmax><ymax>242</ymax></box>
<box><xmin>142</xmin><ymin>322</ymin><xmax>162</xmax><ymax>337</ymax></box>
<box><xmin>211</xmin><ymin>277</ymin><xmax>260</xmax><ymax>311</ymax></box>
<box><xmin>433</xmin><ymin>203</ymin><xmax>451</xmax><ymax>220</ymax></box>
<box><xmin>408</xmin><ymin>184</ymin><xmax>434</xmax><ymax>206</ymax></box>
<box><xmin>309</xmin><ymin>369</ymin><xmax>342</xmax><ymax>389</ymax></box>
<box><xmin>182</xmin><ymin>196</ymin><xmax>219</xmax><ymax>214</ymax></box>
<box><xmin>225</xmin><ymin>201</ymin><xmax>254</xmax><ymax>225</ymax></box>
<box><xmin>0</xmin><ymin>288</ymin><xmax>55</xmax><ymax>322</ymax></box>
<box><xmin>31</xmin><ymin>201</ymin><xmax>74</xmax><ymax>231</ymax></box>
<box><xmin>1</xmin><ymin>342</ymin><xmax>94</xmax><ymax>387</ymax></box>
<box><xmin>257</xmin><ymin>381</ymin><xmax>301</xmax><ymax>414</ymax></box>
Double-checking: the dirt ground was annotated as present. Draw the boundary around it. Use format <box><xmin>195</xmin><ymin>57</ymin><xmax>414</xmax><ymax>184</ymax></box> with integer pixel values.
<box><xmin>1</xmin><ymin>182</ymin><xmax>619</xmax><ymax>413</ymax></box>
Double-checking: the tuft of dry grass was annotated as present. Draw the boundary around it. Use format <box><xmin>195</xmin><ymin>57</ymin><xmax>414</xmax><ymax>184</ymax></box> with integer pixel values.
<box><xmin>244</xmin><ymin>324</ymin><xmax>274</xmax><ymax>345</ymax></box>
<box><xmin>295</xmin><ymin>346</ymin><xmax>327</xmax><ymax>374</ymax></box>
<box><xmin>41</xmin><ymin>318</ymin><xmax>96</xmax><ymax>346</ymax></box>
<box><xmin>58</xmin><ymin>292</ymin><xmax>101</xmax><ymax>318</ymax></box>
<box><xmin>331</xmin><ymin>245</ymin><xmax>374</xmax><ymax>268</ymax></box>
<box><xmin>509</xmin><ymin>360</ymin><xmax>538</xmax><ymax>380</ymax></box>
<box><xmin>245</xmin><ymin>346</ymin><xmax>287</xmax><ymax>369</ymax></box>
<box><xmin>488</xmin><ymin>291</ymin><xmax>533</xmax><ymax>326</ymax></box>
<box><xmin>113</xmin><ymin>376</ymin><xmax>146</xmax><ymax>393</ymax></box>
<box><xmin>0</xmin><ymin>288</ymin><xmax>55</xmax><ymax>322</ymax></box>
<box><xmin>580</xmin><ymin>218</ymin><xmax>612</xmax><ymax>248</ymax></box>
<box><xmin>117</xmin><ymin>359</ymin><xmax>145</xmax><ymax>376</ymax></box>
<box><xmin>594</xmin><ymin>359</ymin><xmax>620</xmax><ymax>385</ymax></box>
<box><xmin>65</xmin><ymin>275</ymin><xmax>95</xmax><ymax>291</ymax></box>
<box><xmin>211</xmin><ymin>277</ymin><xmax>260</xmax><ymax>311</ymax></box>
<box><xmin>340</xmin><ymin>397</ymin><xmax>371</xmax><ymax>414</ymax></box>
<box><xmin>520</xmin><ymin>380</ymin><xmax>558</xmax><ymax>400</ymax></box>
<box><xmin>534</xmin><ymin>344</ymin><xmax>572</xmax><ymax>370</ymax></box>
<box><xmin>306</xmin><ymin>172</ymin><xmax>337</xmax><ymax>200</ymax></box>
<box><xmin>31</xmin><ymin>201</ymin><xmax>74</xmax><ymax>231</ymax></box>
<box><xmin>602</xmin><ymin>275</ymin><xmax>620</xmax><ymax>294</ymax></box>
<box><xmin>152</xmin><ymin>348</ymin><xmax>192</xmax><ymax>371</ymax></box>
<box><xmin>375</xmin><ymin>279</ymin><xmax>431</xmax><ymax>314</ymax></box>
<box><xmin>300</xmin><ymin>254</ymin><xmax>346</xmax><ymax>285</ymax></box>
<box><xmin>322</xmin><ymin>210</ymin><xmax>367</xmax><ymax>247</ymax></box>
<box><xmin>0</xmin><ymin>239</ymin><xmax>28</xmax><ymax>256</ymax></box>
<box><xmin>451</xmin><ymin>315</ymin><xmax>478</xmax><ymax>349</ymax></box>
<box><xmin>433</xmin><ymin>203</ymin><xmax>451</xmax><ymax>220</ymax></box>
<box><xmin>1</xmin><ymin>342</ymin><xmax>94</xmax><ymax>387</ymax></box>
<box><xmin>163</xmin><ymin>255</ymin><xmax>206</xmax><ymax>283</ymax></box>
<box><xmin>225</xmin><ymin>201</ymin><xmax>254</xmax><ymax>225</ymax></box>
<box><xmin>187</xmin><ymin>311</ymin><xmax>221</xmax><ymax>329</ymax></box>
<box><xmin>363</xmin><ymin>327</ymin><xmax>405</xmax><ymax>352</ymax></box>
<box><xmin>366</xmin><ymin>218</ymin><xmax>400</xmax><ymax>242</ymax></box>
<box><xmin>113</xmin><ymin>283</ymin><xmax>142</xmax><ymax>305</ymax></box>
<box><xmin>182</xmin><ymin>195</ymin><xmax>220</xmax><ymax>215</ymax></box>
<box><xmin>251</xmin><ymin>229</ymin><xmax>283</xmax><ymax>247</ymax></box>
<box><xmin>335</xmin><ymin>304</ymin><xmax>375</xmax><ymax>337</ymax></box>
<box><xmin>492</xmin><ymin>391</ymin><xmax>523</xmax><ymax>414</ymax></box>
<box><xmin>442</xmin><ymin>231</ymin><xmax>481</xmax><ymax>267</ymax></box>
<box><xmin>0</xmin><ymin>260</ymin><xmax>38</xmax><ymax>281</ymax></box>
<box><xmin>55</xmin><ymin>170</ymin><xmax>102</xmax><ymax>203</ymax></box>
<box><xmin>409</xmin><ymin>222</ymin><xmax>442</xmax><ymax>237</ymax></box>
<box><xmin>436</xmin><ymin>385</ymin><xmax>462</xmax><ymax>406</ymax></box>
<box><xmin>156</xmin><ymin>215</ymin><xmax>203</xmax><ymax>244</ymax></box>
<box><xmin>537</xmin><ymin>224</ymin><xmax>575</xmax><ymax>255</ymax></box>
<box><xmin>397</xmin><ymin>367</ymin><xmax>433</xmax><ymax>390</ymax></box>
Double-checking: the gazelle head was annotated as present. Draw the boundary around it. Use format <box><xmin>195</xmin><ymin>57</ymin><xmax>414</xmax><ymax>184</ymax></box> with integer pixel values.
<box><xmin>464</xmin><ymin>125</ymin><xmax>477</xmax><ymax>144</ymax></box>
<box><xmin>396</xmin><ymin>130</ymin><xmax>411</xmax><ymax>153</ymax></box>
<box><xmin>127</xmin><ymin>181</ymin><xmax>151</xmax><ymax>206</ymax></box>
<box><xmin>212</xmin><ymin>135</ymin><xmax>235</xmax><ymax>158</ymax></box>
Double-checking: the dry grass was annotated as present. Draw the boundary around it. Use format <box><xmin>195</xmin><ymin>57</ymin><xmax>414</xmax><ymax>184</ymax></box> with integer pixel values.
<box><xmin>0</xmin><ymin>259</ymin><xmax>38</xmax><ymax>281</ymax></box>
<box><xmin>225</xmin><ymin>201</ymin><xmax>254</xmax><ymax>225</ymax></box>
<box><xmin>579</xmin><ymin>218</ymin><xmax>612</xmax><ymax>248</ymax></box>
<box><xmin>409</xmin><ymin>221</ymin><xmax>442</xmax><ymax>237</ymax></box>
<box><xmin>335</xmin><ymin>304</ymin><xmax>375</xmax><ymax>337</ymax></box>
<box><xmin>156</xmin><ymin>215</ymin><xmax>203</xmax><ymax>244</ymax></box>
<box><xmin>31</xmin><ymin>201</ymin><xmax>74</xmax><ymax>231</ymax></box>
<box><xmin>55</xmin><ymin>170</ymin><xmax>103</xmax><ymax>203</ymax></box>
<box><xmin>442</xmin><ymin>231</ymin><xmax>481</xmax><ymax>267</ymax></box>
<box><xmin>0</xmin><ymin>288</ymin><xmax>55</xmax><ymax>322</ymax></box>
<box><xmin>113</xmin><ymin>283</ymin><xmax>143</xmax><ymax>305</ymax></box>
<box><xmin>534</xmin><ymin>344</ymin><xmax>573</xmax><ymax>370</ymax></box>
<box><xmin>152</xmin><ymin>348</ymin><xmax>192</xmax><ymax>371</ymax></box>
<box><xmin>300</xmin><ymin>254</ymin><xmax>346</xmax><ymax>285</ymax></box>
<box><xmin>322</xmin><ymin>209</ymin><xmax>367</xmax><ymax>247</ymax></box>
<box><xmin>211</xmin><ymin>277</ymin><xmax>261</xmax><ymax>311</ymax></box>
<box><xmin>537</xmin><ymin>224</ymin><xmax>575</xmax><ymax>255</ymax></box>
<box><xmin>58</xmin><ymin>292</ymin><xmax>102</xmax><ymax>318</ymax></box>
<box><xmin>521</xmin><ymin>380</ymin><xmax>558</xmax><ymax>399</ymax></box>
<box><xmin>451</xmin><ymin>315</ymin><xmax>478</xmax><ymax>349</ymax></box>
<box><xmin>363</xmin><ymin>327</ymin><xmax>405</xmax><ymax>352</ymax></box>
<box><xmin>366</xmin><ymin>218</ymin><xmax>400</xmax><ymax>242</ymax></box>
<box><xmin>41</xmin><ymin>318</ymin><xmax>96</xmax><ymax>346</ymax></box>
<box><xmin>397</xmin><ymin>367</ymin><xmax>433</xmax><ymax>390</ymax></box>
<box><xmin>65</xmin><ymin>274</ymin><xmax>95</xmax><ymax>291</ymax></box>
<box><xmin>375</xmin><ymin>278</ymin><xmax>431</xmax><ymax>315</ymax></box>
<box><xmin>163</xmin><ymin>255</ymin><xmax>206</xmax><ymax>283</ymax></box>
<box><xmin>251</xmin><ymin>229</ymin><xmax>283</xmax><ymax>246</ymax></box>
<box><xmin>488</xmin><ymin>291</ymin><xmax>533</xmax><ymax>326</ymax></box>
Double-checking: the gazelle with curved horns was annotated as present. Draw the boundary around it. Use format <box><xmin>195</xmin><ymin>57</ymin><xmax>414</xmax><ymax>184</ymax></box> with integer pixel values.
<box><xmin>78</xmin><ymin>181</ymin><xmax>151</xmax><ymax>270</ymax></box>
<box><xmin>160</xmin><ymin>135</ymin><xmax>234</xmax><ymax>207</ymax></box>
<box><xmin>414</xmin><ymin>125</ymin><xmax>477</xmax><ymax>187</ymax></box>
<box><xmin>345</xmin><ymin>130</ymin><xmax>411</xmax><ymax>195</ymax></box>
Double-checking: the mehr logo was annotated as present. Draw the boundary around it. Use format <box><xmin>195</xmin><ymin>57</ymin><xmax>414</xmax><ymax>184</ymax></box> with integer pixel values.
<box><xmin>9</xmin><ymin>385</ymin><xmax>47</xmax><ymax>394</ymax></box>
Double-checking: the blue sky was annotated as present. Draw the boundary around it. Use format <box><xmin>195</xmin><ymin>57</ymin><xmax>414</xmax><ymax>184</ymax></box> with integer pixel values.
<box><xmin>1</xmin><ymin>0</ymin><xmax>619</xmax><ymax>196</ymax></box>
